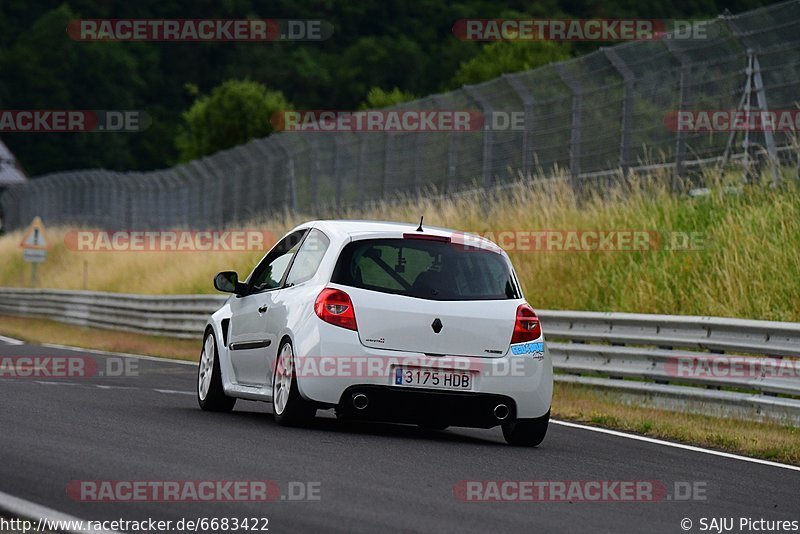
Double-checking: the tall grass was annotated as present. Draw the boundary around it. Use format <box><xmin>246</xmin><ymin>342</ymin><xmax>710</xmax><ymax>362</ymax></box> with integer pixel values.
<box><xmin>1</xmin><ymin>171</ymin><xmax>798</xmax><ymax>321</ymax></box>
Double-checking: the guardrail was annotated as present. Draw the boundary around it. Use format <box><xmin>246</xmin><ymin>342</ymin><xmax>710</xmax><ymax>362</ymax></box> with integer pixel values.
<box><xmin>542</xmin><ymin>311</ymin><xmax>800</xmax><ymax>425</ymax></box>
<box><xmin>0</xmin><ymin>288</ymin><xmax>225</xmax><ymax>339</ymax></box>
<box><xmin>1</xmin><ymin>288</ymin><xmax>798</xmax><ymax>424</ymax></box>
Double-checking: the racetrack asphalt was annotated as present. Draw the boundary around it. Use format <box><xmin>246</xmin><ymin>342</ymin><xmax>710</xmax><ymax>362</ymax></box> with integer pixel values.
<box><xmin>0</xmin><ymin>339</ymin><xmax>798</xmax><ymax>533</ymax></box>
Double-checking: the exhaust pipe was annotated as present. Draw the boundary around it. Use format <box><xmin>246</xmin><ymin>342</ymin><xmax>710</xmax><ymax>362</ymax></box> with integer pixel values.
<box><xmin>494</xmin><ymin>403</ymin><xmax>509</xmax><ymax>421</ymax></box>
<box><xmin>352</xmin><ymin>393</ymin><xmax>369</xmax><ymax>410</ymax></box>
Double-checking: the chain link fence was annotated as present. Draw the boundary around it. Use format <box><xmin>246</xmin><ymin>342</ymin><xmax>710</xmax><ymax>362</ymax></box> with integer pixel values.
<box><xmin>2</xmin><ymin>1</ymin><xmax>800</xmax><ymax>231</ymax></box>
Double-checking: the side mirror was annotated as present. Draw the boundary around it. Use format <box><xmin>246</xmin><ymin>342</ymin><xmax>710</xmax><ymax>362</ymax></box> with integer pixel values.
<box><xmin>214</xmin><ymin>271</ymin><xmax>246</xmax><ymax>294</ymax></box>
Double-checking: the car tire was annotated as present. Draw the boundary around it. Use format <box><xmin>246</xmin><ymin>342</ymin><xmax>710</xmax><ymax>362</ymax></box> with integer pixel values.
<box><xmin>197</xmin><ymin>331</ymin><xmax>236</xmax><ymax>412</ymax></box>
<box><xmin>502</xmin><ymin>409</ymin><xmax>549</xmax><ymax>446</ymax></box>
<box><xmin>272</xmin><ymin>340</ymin><xmax>316</xmax><ymax>426</ymax></box>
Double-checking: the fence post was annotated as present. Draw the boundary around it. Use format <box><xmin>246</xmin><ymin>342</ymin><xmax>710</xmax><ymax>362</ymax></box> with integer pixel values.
<box><xmin>272</xmin><ymin>136</ymin><xmax>297</xmax><ymax>213</ymax></box>
<box><xmin>333</xmin><ymin>135</ymin><xmax>346</xmax><ymax>207</ymax></box>
<box><xmin>355</xmin><ymin>133</ymin><xmax>368</xmax><ymax>205</ymax></box>
<box><xmin>216</xmin><ymin>148</ymin><xmax>238</xmax><ymax>226</ymax></box>
<box><xmin>412</xmin><ymin>99</ymin><xmax>430</xmax><ymax>196</ymax></box>
<box><xmin>381</xmin><ymin>132</ymin><xmax>393</xmax><ymax>199</ymax></box>
<box><xmin>463</xmin><ymin>85</ymin><xmax>494</xmax><ymax>188</ymax></box>
<box><xmin>751</xmin><ymin>52</ymin><xmax>780</xmax><ymax>186</ymax></box>
<box><xmin>723</xmin><ymin>16</ymin><xmax>780</xmax><ymax>186</ymax></box>
<box><xmin>664</xmin><ymin>40</ymin><xmax>692</xmax><ymax>191</ymax></box>
<box><xmin>602</xmin><ymin>48</ymin><xmax>635</xmax><ymax>176</ymax></box>
<box><xmin>432</xmin><ymin>95</ymin><xmax>457</xmax><ymax>192</ymax></box>
<box><xmin>555</xmin><ymin>63</ymin><xmax>583</xmax><ymax>190</ymax></box>
<box><xmin>503</xmin><ymin>73</ymin><xmax>535</xmax><ymax>179</ymax></box>
<box><xmin>251</xmin><ymin>139</ymin><xmax>276</xmax><ymax>217</ymax></box>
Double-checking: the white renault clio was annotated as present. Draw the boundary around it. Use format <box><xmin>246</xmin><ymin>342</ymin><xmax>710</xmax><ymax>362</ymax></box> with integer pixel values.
<box><xmin>197</xmin><ymin>220</ymin><xmax>553</xmax><ymax>446</ymax></box>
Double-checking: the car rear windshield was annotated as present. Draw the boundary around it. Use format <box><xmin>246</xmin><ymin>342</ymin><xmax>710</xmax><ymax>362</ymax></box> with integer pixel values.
<box><xmin>331</xmin><ymin>238</ymin><xmax>520</xmax><ymax>301</ymax></box>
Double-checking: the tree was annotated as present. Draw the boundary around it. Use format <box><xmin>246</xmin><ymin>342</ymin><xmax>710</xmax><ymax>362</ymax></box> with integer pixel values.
<box><xmin>0</xmin><ymin>4</ymin><xmax>152</xmax><ymax>174</ymax></box>
<box><xmin>358</xmin><ymin>87</ymin><xmax>417</xmax><ymax>109</ymax></box>
<box><xmin>451</xmin><ymin>41</ymin><xmax>571</xmax><ymax>87</ymax></box>
<box><xmin>175</xmin><ymin>80</ymin><xmax>292</xmax><ymax>161</ymax></box>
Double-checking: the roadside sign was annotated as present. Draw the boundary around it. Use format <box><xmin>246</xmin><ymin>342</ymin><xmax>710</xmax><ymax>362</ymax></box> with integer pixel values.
<box><xmin>23</xmin><ymin>248</ymin><xmax>47</xmax><ymax>263</ymax></box>
<box><xmin>20</xmin><ymin>216</ymin><xmax>48</xmax><ymax>251</ymax></box>
<box><xmin>19</xmin><ymin>217</ymin><xmax>48</xmax><ymax>284</ymax></box>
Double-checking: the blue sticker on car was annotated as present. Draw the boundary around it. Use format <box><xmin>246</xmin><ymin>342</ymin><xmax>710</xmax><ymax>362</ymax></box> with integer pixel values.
<box><xmin>394</xmin><ymin>367</ymin><xmax>403</xmax><ymax>384</ymax></box>
<box><xmin>510</xmin><ymin>341</ymin><xmax>545</xmax><ymax>358</ymax></box>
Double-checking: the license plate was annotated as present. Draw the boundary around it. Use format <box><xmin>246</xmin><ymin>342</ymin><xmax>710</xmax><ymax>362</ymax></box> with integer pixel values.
<box><xmin>393</xmin><ymin>367</ymin><xmax>473</xmax><ymax>391</ymax></box>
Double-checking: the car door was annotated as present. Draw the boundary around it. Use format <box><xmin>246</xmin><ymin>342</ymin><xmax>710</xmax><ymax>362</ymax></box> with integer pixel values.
<box><xmin>228</xmin><ymin>229</ymin><xmax>307</xmax><ymax>386</ymax></box>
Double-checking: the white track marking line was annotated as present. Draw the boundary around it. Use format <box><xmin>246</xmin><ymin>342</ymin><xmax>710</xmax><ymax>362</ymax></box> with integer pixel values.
<box><xmin>0</xmin><ymin>489</ymin><xmax>120</xmax><ymax>533</ymax></box>
<box><xmin>41</xmin><ymin>342</ymin><xmax>196</xmax><ymax>365</ymax></box>
<box><xmin>552</xmin><ymin>419</ymin><xmax>800</xmax><ymax>472</ymax></box>
<box><xmin>34</xmin><ymin>380</ymin><xmax>81</xmax><ymax>387</ymax></box>
<box><xmin>153</xmin><ymin>388</ymin><xmax>194</xmax><ymax>395</ymax></box>
<box><xmin>0</xmin><ymin>334</ymin><xmax>24</xmax><ymax>345</ymax></box>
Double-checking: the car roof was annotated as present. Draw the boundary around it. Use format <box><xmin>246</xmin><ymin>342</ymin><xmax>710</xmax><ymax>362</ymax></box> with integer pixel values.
<box><xmin>297</xmin><ymin>219</ymin><xmax>503</xmax><ymax>253</ymax></box>
<box><xmin>302</xmin><ymin>219</ymin><xmax>466</xmax><ymax>238</ymax></box>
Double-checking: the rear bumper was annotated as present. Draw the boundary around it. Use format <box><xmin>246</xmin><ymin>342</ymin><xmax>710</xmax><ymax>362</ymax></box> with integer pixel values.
<box><xmin>293</xmin><ymin>320</ymin><xmax>553</xmax><ymax>420</ymax></box>
<box><xmin>336</xmin><ymin>385</ymin><xmax>517</xmax><ymax>428</ymax></box>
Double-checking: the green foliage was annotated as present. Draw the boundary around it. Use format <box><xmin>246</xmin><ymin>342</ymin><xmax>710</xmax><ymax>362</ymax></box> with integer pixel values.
<box><xmin>0</xmin><ymin>4</ymin><xmax>153</xmax><ymax>173</ymax></box>
<box><xmin>358</xmin><ymin>87</ymin><xmax>417</xmax><ymax>110</ymax></box>
<box><xmin>0</xmin><ymin>0</ymin><xmax>783</xmax><ymax>174</ymax></box>
<box><xmin>175</xmin><ymin>80</ymin><xmax>292</xmax><ymax>161</ymax></box>
<box><xmin>452</xmin><ymin>41</ymin><xmax>571</xmax><ymax>87</ymax></box>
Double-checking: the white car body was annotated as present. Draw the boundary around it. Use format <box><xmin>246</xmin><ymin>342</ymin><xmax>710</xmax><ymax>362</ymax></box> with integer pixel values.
<box><xmin>199</xmin><ymin>220</ymin><xmax>553</xmax><ymax>442</ymax></box>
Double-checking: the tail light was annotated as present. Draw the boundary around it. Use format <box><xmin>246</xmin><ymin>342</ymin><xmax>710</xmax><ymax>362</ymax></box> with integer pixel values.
<box><xmin>511</xmin><ymin>303</ymin><xmax>541</xmax><ymax>343</ymax></box>
<box><xmin>315</xmin><ymin>288</ymin><xmax>358</xmax><ymax>331</ymax></box>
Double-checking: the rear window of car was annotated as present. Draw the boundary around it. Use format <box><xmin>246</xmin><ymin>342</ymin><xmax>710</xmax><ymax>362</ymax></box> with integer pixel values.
<box><xmin>331</xmin><ymin>238</ymin><xmax>520</xmax><ymax>300</ymax></box>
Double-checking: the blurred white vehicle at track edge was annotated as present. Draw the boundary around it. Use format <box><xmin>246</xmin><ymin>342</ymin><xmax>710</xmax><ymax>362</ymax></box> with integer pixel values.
<box><xmin>197</xmin><ymin>219</ymin><xmax>553</xmax><ymax>446</ymax></box>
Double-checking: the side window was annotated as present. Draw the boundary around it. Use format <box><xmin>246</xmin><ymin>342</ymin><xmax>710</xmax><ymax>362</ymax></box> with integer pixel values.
<box><xmin>249</xmin><ymin>230</ymin><xmax>307</xmax><ymax>292</ymax></box>
<box><xmin>286</xmin><ymin>229</ymin><xmax>330</xmax><ymax>286</ymax></box>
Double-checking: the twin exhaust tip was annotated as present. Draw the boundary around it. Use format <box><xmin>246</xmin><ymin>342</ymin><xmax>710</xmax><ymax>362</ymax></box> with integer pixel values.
<box><xmin>352</xmin><ymin>393</ymin><xmax>369</xmax><ymax>410</ymax></box>
<box><xmin>351</xmin><ymin>393</ymin><xmax>508</xmax><ymax>421</ymax></box>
